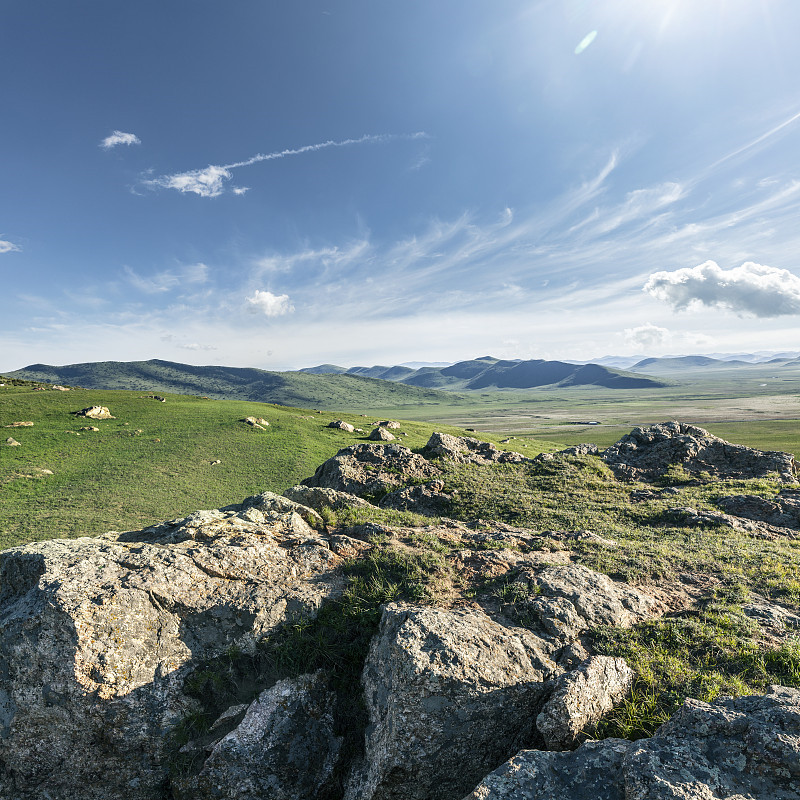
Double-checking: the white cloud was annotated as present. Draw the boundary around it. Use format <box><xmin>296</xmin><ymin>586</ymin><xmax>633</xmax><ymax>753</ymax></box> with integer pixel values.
<box><xmin>179</xmin><ymin>343</ymin><xmax>218</xmax><ymax>351</ymax></box>
<box><xmin>124</xmin><ymin>263</ymin><xmax>209</xmax><ymax>293</ymax></box>
<box><xmin>624</xmin><ymin>323</ymin><xmax>670</xmax><ymax>349</ymax></box>
<box><xmin>144</xmin><ymin>132</ymin><xmax>428</xmax><ymax>197</ymax></box>
<box><xmin>245</xmin><ymin>290</ymin><xmax>294</xmax><ymax>316</ymax></box>
<box><xmin>644</xmin><ymin>261</ymin><xmax>800</xmax><ymax>317</ymax></box>
<box><xmin>0</xmin><ymin>239</ymin><xmax>20</xmax><ymax>253</ymax></box>
<box><xmin>100</xmin><ymin>130</ymin><xmax>141</xmax><ymax>149</ymax></box>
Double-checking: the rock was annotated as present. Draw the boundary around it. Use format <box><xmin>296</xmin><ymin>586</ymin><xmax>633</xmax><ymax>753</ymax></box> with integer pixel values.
<box><xmin>75</xmin><ymin>405</ymin><xmax>115</xmax><ymax>420</ymax></box>
<box><xmin>301</xmin><ymin>443</ymin><xmax>439</xmax><ymax>499</ymax></box>
<box><xmin>741</xmin><ymin>597</ymin><xmax>800</xmax><ymax>643</ymax></box>
<box><xmin>345</xmin><ymin>604</ymin><xmax>558</xmax><ymax>800</ymax></box>
<box><xmin>242</xmin><ymin>416</ymin><xmax>269</xmax><ymax>429</ymax></box>
<box><xmin>465</xmin><ymin>685</ymin><xmax>800</xmax><ymax>800</ymax></box>
<box><xmin>536</xmin><ymin>656</ymin><xmax>634</xmax><ymax>750</ymax></box>
<box><xmin>602</xmin><ymin>421</ymin><xmax>797</xmax><ymax>483</ymax></box>
<box><xmin>662</xmin><ymin>506</ymin><xmax>796</xmax><ymax>539</ymax></box>
<box><xmin>376</xmin><ymin>420</ymin><xmax>401</xmax><ymax>429</ymax></box>
<box><xmin>379</xmin><ymin>480</ymin><xmax>452</xmax><ymax>516</ymax></box>
<box><xmin>328</xmin><ymin>420</ymin><xmax>355</xmax><ymax>433</ymax></box>
<box><xmin>368</xmin><ymin>426</ymin><xmax>396</xmax><ymax>441</ymax></box>
<box><xmin>0</xmin><ymin>494</ymin><xmax>343</xmax><ymax>800</ymax></box>
<box><xmin>3</xmin><ymin>437</ymin><xmax>21</xmax><ymax>446</ymax></box>
<box><xmin>79</xmin><ymin>426</ymin><xmax>100</xmax><ymax>432</ymax></box>
<box><xmin>4</xmin><ymin>421</ymin><xmax>33</xmax><ymax>427</ymax></box>
<box><xmin>178</xmin><ymin>672</ymin><xmax>342</xmax><ymax>800</ymax></box>
<box><xmin>424</xmin><ymin>432</ymin><xmax>528</xmax><ymax>465</ymax></box>
<box><xmin>558</xmin><ymin>443</ymin><xmax>599</xmax><ymax>456</ymax></box>
<box><xmin>717</xmin><ymin>493</ymin><xmax>800</xmax><ymax>529</ymax></box>
<box><xmin>283</xmin><ymin>485</ymin><xmax>374</xmax><ymax>512</ymax></box>
<box><xmin>514</xmin><ymin>564</ymin><xmax>658</xmax><ymax>642</ymax></box>
<box><xmin>52</xmin><ymin>385</ymin><xmax>70</xmax><ymax>391</ymax></box>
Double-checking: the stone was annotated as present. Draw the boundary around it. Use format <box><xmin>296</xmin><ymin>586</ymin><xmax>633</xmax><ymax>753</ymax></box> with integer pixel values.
<box><xmin>4</xmin><ymin>421</ymin><xmax>33</xmax><ymax>427</ymax></box>
<box><xmin>368</xmin><ymin>426</ymin><xmax>396</xmax><ymax>441</ymax></box>
<box><xmin>536</xmin><ymin>656</ymin><xmax>634</xmax><ymax>750</ymax></box>
<box><xmin>52</xmin><ymin>385</ymin><xmax>70</xmax><ymax>391</ymax></box>
<box><xmin>558</xmin><ymin>443</ymin><xmax>599</xmax><ymax>456</ymax></box>
<box><xmin>602</xmin><ymin>421</ymin><xmax>797</xmax><ymax>483</ymax></box>
<box><xmin>328</xmin><ymin>420</ymin><xmax>355</xmax><ymax>433</ymax></box>
<box><xmin>0</xmin><ymin>494</ymin><xmax>343</xmax><ymax>800</ymax></box>
<box><xmin>301</xmin><ymin>443</ymin><xmax>439</xmax><ymax>499</ymax></box>
<box><xmin>424</xmin><ymin>432</ymin><xmax>528</xmax><ymax>465</ymax></box>
<box><xmin>178</xmin><ymin>672</ymin><xmax>342</xmax><ymax>800</ymax></box>
<box><xmin>345</xmin><ymin>604</ymin><xmax>559</xmax><ymax>800</ymax></box>
<box><xmin>379</xmin><ymin>480</ymin><xmax>453</xmax><ymax>516</ymax></box>
<box><xmin>79</xmin><ymin>426</ymin><xmax>100</xmax><ymax>432</ymax></box>
<box><xmin>376</xmin><ymin>420</ymin><xmax>401</xmax><ymax>429</ymax></box>
<box><xmin>663</xmin><ymin>506</ymin><xmax>795</xmax><ymax>539</ymax></box>
<box><xmin>717</xmin><ymin>493</ymin><xmax>800</xmax><ymax>529</ymax></box>
<box><xmin>741</xmin><ymin>596</ymin><xmax>800</xmax><ymax>643</ymax></box>
<box><xmin>283</xmin><ymin>484</ymin><xmax>374</xmax><ymax>512</ymax></box>
<box><xmin>3</xmin><ymin>437</ymin><xmax>21</xmax><ymax>446</ymax></box>
<box><xmin>75</xmin><ymin>405</ymin><xmax>115</xmax><ymax>420</ymax></box>
<box><xmin>242</xmin><ymin>416</ymin><xmax>269</xmax><ymax>429</ymax></box>
<box><xmin>465</xmin><ymin>686</ymin><xmax>800</xmax><ymax>800</ymax></box>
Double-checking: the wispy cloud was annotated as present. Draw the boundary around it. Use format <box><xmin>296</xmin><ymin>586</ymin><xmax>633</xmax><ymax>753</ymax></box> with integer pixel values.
<box><xmin>100</xmin><ymin>130</ymin><xmax>141</xmax><ymax>150</ymax></box>
<box><xmin>0</xmin><ymin>239</ymin><xmax>20</xmax><ymax>253</ymax></box>
<box><xmin>645</xmin><ymin>261</ymin><xmax>800</xmax><ymax>317</ymax></box>
<box><xmin>123</xmin><ymin>263</ymin><xmax>209</xmax><ymax>293</ymax></box>
<box><xmin>144</xmin><ymin>132</ymin><xmax>429</xmax><ymax>197</ymax></box>
<box><xmin>245</xmin><ymin>290</ymin><xmax>294</xmax><ymax>316</ymax></box>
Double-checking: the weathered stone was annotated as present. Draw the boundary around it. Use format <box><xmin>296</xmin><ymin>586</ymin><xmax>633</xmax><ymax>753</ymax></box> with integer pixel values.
<box><xmin>376</xmin><ymin>420</ymin><xmax>401</xmax><ymax>429</ymax></box>
<box><xmin>424</xmin><ymin>432</ymin><xmax>528</xmax><ymax>465</ymax></box>
<box><xmin>379</xmin><ymin>480</ymin><xmax>452</xmax><ymax>516</ymax></box>
<box><xmin>602</xmin><ymin>421</ymin><xmax>797</xmax><ymax>483</ymax></box>
<box><xmin>302</xmin><ymin>443</ymin><xmax>439</xmax><ymax>499</ymax></box>
<box><xmin>663</xmin><ymin>506</ymin><xmax>796</xmax><ymax>539</ymax></box>
<box><xmin>283</xmin><ymin>484</ymin><xmax>374</xmax><ymax>512</ymax></box>
<box><xmin>52</xmin><ymin>385</ymin><xmax>70</xmax><ymax>391</ymax></box>
<box><xmin>345</xmin><ymin>604</ymin><xmax>559</xmax><ymax>800</ymax></box>
<box><xmin>717</xmin><ymin>493</ymin><xmax>800</xmax><ymax>529</ymax></box>
<box><xmin>465</xmin><ymin>686</ymin><xmax>800</xmax><ymax>800</ymax></box>
<box><xmin>558</xmin><ymin>443</ymin><xmax>599</xmax><ymax>456</ymax></box>
<box><xmin>368</xmin><ymin>426</ymin><xmax>396</xmax><ymax>441</ymax></box>
<box><xmin>4</xmin><ymin>421</ymin><xmax>33</xmax><ymax>427</ymax></box>
<box><xmin>79</xmin><ymin>426</ymin><xmax>100</xmax><ymax>432</ymax></box>
<box><xmin>741</xmin><ymin>597</ymin><xmax>800</xmax><ymax>643</ymax></box>
<box><xmin>328</xmin><ymin>420</ymin><xmax>355</xmax><ymax>432</ymax></box>
<box><xmin>178</xmin><ymin>672</ymin><xmax>342</xmax><ymax>800</ymax></box>
<box><xmin>536</xmin><ymin>656</ymin><xmax>634</xmax><ymax>750</ymax></box>
<box><xmin>3</xmin><ymin>437</ymin><xmax>21</xmax><ymax>446</ymax></box>
<box><xmin>75</xmin><ymin>405</ymin><xmax>115</xmax><ymax>420</ymax></box>
<box><xmin>0</xmin><ymin>494</ymin><xmax>343</xmax><ymax>800</ymax></box>
<box><xmin>242</xmin><ymin>416</ymin><xmax>269</xmax><ymax>429</ymax></box>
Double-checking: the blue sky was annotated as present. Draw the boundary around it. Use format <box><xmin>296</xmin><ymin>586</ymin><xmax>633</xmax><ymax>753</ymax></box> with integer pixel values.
<box><xmin>4</xmin><ymin>0</ymin><xmax>800</xmax><ymax>371</ymax></box>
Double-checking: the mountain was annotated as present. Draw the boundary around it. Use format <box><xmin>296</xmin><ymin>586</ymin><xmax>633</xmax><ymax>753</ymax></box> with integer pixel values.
<box><xmin>628</xmin><ymin>356</ymin><xmax>752</xmax><ymax>373</ymax></box>
<box><xmin>296</xmin><ymin>356</ymin><xmax>668</xmax><ymax>390</ymax></box>
<box><xmin>5</xmin><ymin>359</ymin><xmax>456</xmax><ymax>409</ymax></box>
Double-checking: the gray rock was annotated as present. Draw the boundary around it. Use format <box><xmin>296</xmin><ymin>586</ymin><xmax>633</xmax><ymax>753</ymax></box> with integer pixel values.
<box><xmin>536</xmin><ymin>656</ymin><xmax>634</xmax><ymax>750</ymax></box>
<box><xmin>368</xmin><ymin>426</ymin><xmax>396</xmax><ymax>441</ymax></box>
<box><xmin>376</xmin><ymin>420</ymin><xmax>401</xmax><ymax>429</ymax></box>
<box><xmin>742</xmin><ymin>597</ymin><xmax>800</xmax><ymax>642</ymax></box>
<box><xmin>75</xmin><ymin>405</ymin><xmax>115</xmax><ymax>420</ymax></box>
<box><xmin>283</xmin><ymin>484</ymin><xmax>374</xmax><ymax>512</ymax></box>
<box><xmin>424</xmin><ymin>432</ymin><xmax>528</xmax><ymax>465</ymax></box>
<box><xmin>602</xmin><ymin>421</ymin><xmax>797</xmax><ymax>483</ymax></box>
<box><xmin>379</xmin><ymin>480</ymin><xmax>452</xmax><ymax>516</ymax></box>
<box><xmin>465</xmin><ymin>686</ymin><xmax>800</xmax><ymax>800</ymax></box>
<box><xmin>345</xmin><ymin>604</ymin><xmax>559</xmax><ymax>800</ymax></box>
<box><xmin>558</xmin><ymin>443</ymin><xmax>599</xmax><ymax>456</ymax></box>
<box><xmin>301</xmin><ymin>443</ymin><xmax>439</xmax><ymax>499</ymax></box>
<box><xmin>328</xmin><ymin>420</ymin><xmax>355</xmax><ymax>432</ymax></box>
<box><xmin>717</xmin><ymin>493</ymin><xmax>800</xmax><ymax>529</ymax></box>
<box><xmin>179</xmin><ymin>672</ymin><xmax>342</xmax><ymax>800</ymax></box>
<box><xmin>663</xmin><ymin>506</ymin><xmax>795</xmax><ymax>539</ymax></box>
<box><xmin>0</xmin><ymin>495</ymin><xmax>343</xmax><ymax>800</ymax></box>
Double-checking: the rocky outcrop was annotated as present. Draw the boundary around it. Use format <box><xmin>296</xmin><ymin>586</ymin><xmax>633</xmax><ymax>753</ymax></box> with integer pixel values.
<box><xmin>558</xmin><ymin>443</ymin><xmax>599</xmax><ymax>457</ymax></box>
<box><xmin>328</xmin><ymin>420</ymin><xmax>355</xmax><ymax>433</ymax></box>
<box><xmin>75</xmin><ymin>405</ymin><xmax>115</xmax><ymax>420</ymax></box>
<box><xmin>177</xmin><ymin>672</ymin><xmax>342</xmax><ymax>800</ymax></box>
<box><xmin>424</xmin><ymin>432</ymin><xmax>528</xmax><ymax>464</ymax></box>
<box><xmin>379</xmin><ymin>479</ymin><xmax>452</xmax><ymax>516</ymax></box>
<box><xmin>717</xmin><ymin>491</ymin><xmax>800</xmax><ymax>529</ymax></box>
<box><xmin>368</xmin><ymin>426</ymin><xmax>396</xmax><ymax>442</ymax></box>
<box><xmin>346</xmin><ymin>604</ymin><xmax>559</xmax><ymax>800</ymax></box>
<box><xmin>536</xmin><ymin>656</ymin><xmax>634</xmax><ymax>750</ymax></box>
<box><xmin>465</xmin><ymin>685</ymin><xmax>800</xmax><ymax>799</ymax></box>
<box><xmin>0</xmin><ymin>493</ymin><xmax>343</xmax><ymax>800</ymax></box>
<box><xmin>301</xmin><ymin>443</ymin><xmax>439</xmax><ymax>499</ymax></box>
<box><xmin>662</xmin><ymin>506</ymin><xmax>798</xmax><ymax>539</ymax></box>
<box><xmin>283</xmin><ymin>484</ymin><xmax>374</xmax><ymax>512</ymax></box>
<box><xmin>602</xmin><ymin>421</ymin><xmax>797</xmax><ymax>483</ymax></box>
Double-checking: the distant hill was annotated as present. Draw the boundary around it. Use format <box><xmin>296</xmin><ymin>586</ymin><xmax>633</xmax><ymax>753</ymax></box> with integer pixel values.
<box><xmin>6</xmin><ymin>359</ymin><xmax>456</xmax><ymax>409</ymax></box>
<box><xmin>628</xmin><ymin>356</ymin><xmax>751</xmax><ymax>373</ymax></box>
<box><xmin>296</xmin><ymin>355</ymin><xmax>668</xmax><ymax>390</ymax></box>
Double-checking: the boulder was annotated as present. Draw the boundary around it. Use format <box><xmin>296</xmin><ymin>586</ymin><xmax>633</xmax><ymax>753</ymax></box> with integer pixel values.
<box><xmin>465</xmin><ymin>685</ymin><xmax>800</xmax><ymax>800</ymax></box>
<box><xmin>3</xmin><ymin>437</ymin><xmax>21</xmax><ymax>446</ymax></box>
<box><xmin>368</xmin><ymin>426</ymin><xmax>396</xmax><ymax>442</ymax></box>
<box><xmin>345</xmin><ymin>604</ymin><xmax>559</xmax><ymax>800</ymax></box>
<box><xmin>536</xmin><ymin>656</ymin><xmax>634</xmax><ymax>750</ymax></box>
<box><xmin>283</xmin><ymin>484</ymin><xmax>374</xmax><ymax>512</ymax></box>
<box><xmin>0</xmin><ymin>494</ymin><xmax>343</xmax><ymax>800</ymax></box>
<box><xmin>52</xmin><ymin>385</ymin><xmax>70</xmax><ymax>391</ymax></box>
<box><xmin>301</xmin><ymin>443</ymin><xmax>439</xmax><ymax>499</ymax></box>
<box><xmin>602</xmin><ymin>421</ymin><xmax>797</xmax><ymax>483</ymax></box>
<box><xmin>558</xmin><ymin>443</ymin><xmax>599</xmax><ymax>457</ymax></box>
<box><xmin>379</xmin><ymin>480</ymin><xmax>452</xmax><ymax>516</ymax></box>
<box><xmin>242</xmin><ymin>416</ymin><xmax>269</xmax><ymax>429</ymax></box>
<box><xmin>75</xmin><ymin>406</ymin><xmax>115</xmax><ymax>420</ymax></box>
<box><xmin>4</xmin><ymin>421</ymin><xmax>33</xmax><ymax>427</ymax></box>
<box><xmin>328</xmin><ymin>420</ymin><xmax>355</xmax><ymax>433</ymax></box>
<box><xmin>424</xmin><ymin>432</ymin><xmax>528</xmax><ymax>465</ymax></box>
<box><xmin>177</xmin><ymin>672</ymin><xmax>342</xmax><ymax>800</ymax></box>
<box><xmin>717</xmin><ymin>492</ymin><xmax>800</xmax><ymax>529</ymax></box>
<box><xmin>376</xmin><ymin>421</ymin><xmax>402</xmax><ymax>429</ymax></box>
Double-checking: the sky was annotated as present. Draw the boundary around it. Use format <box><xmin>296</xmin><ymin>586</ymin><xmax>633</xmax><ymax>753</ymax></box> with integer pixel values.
<box><xmin>4</xmin><ymin>0</ymin><xmax>800</xmax><ymax>371</ymax></box>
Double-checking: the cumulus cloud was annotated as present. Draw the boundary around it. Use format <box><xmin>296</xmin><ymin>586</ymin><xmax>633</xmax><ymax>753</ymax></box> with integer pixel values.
<box><xmin>624</xmin><ymin>323</ymin><xmax>670</xmax><ymax>349</ymax></box>
<box><xmin>100</xmin><ymin>130</ymin><xmax>141</xmax><ymax>149</ymax></box>
<box><xmin>0</xmin><ymin>239</ymin><xmax>20</xmax><ymax>253</ymax></box>
<box><xmin>644</xmin><ymin>261</ymin><xmax>800</xmax><ymax>317</ymax></box>
<box><xmin>144</xmin><ymin>132</ymin><xmax>428</xmax><ymax>197</ymax></box>
<box><xmin>246</xmin><ymin>290</ymin><xmax>294</xmax><ymax>317</ymax></box>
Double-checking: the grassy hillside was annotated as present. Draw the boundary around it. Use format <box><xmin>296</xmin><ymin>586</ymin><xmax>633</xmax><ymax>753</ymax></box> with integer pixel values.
<box><xmin>0</xmin><ymin>384</ymin><xmax>541</xmax><ymax>549</ymax></box>
<box><xmin>6</xmin><ymin>359</ymin><xmax>458</xmax><ymax>409</ymax></box>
